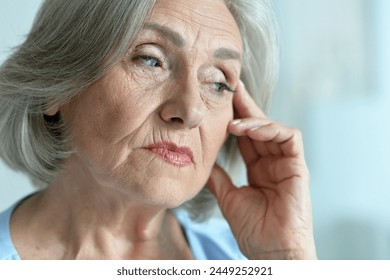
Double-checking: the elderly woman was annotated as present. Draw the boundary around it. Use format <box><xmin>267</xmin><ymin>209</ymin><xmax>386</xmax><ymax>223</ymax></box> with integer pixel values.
<box><xmin>0</xmin><ymin>0</ymin><xmax>316</xmax><ymax>259</ymax></box>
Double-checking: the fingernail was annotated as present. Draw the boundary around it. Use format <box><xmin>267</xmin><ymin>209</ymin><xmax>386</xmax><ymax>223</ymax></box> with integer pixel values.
<box><xmin>232</xmin><ymin>119</ymin><xmax>242</xmax><ymax>125</ymax></box>
<box><xmin>250</xmin><ymin>126</ymin><xmax>262</xmax><ymax>131</ymax></box>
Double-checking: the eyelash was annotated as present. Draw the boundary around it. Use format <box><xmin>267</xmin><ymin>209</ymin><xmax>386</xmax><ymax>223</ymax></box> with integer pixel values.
<box><xmin>134</xmin><ymin>54</ymin><xmax>235</xmax><ymax>94</ymax></box>
<box><xmin>212</xmin><ymin>82</ymin><xmax>235</xmax><ymax>94</ymax></box>
<box><xmin>135</xmin><ymin>55</ymin><xmax>162</xmax><ymax>68</ymax></box>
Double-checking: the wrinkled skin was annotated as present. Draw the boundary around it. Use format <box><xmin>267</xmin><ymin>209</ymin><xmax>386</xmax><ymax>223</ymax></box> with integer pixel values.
<box><xmin>10</xmin><ymin>0</ymin><xmax>316</xmax><ymax>259</ymax></box>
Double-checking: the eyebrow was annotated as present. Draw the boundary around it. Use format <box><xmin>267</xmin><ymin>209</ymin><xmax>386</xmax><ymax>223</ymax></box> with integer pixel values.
<box><xmin>213</xmin><ymin>48</ymin><xmax>241</xmax><ymax>62</ymax></box>
<box><xmin>144</xmin><ymin>23</ymin><xmax>241</xmax><ymax>62</ymax></box>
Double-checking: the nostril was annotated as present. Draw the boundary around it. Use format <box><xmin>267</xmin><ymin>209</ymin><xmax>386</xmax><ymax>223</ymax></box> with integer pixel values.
<box><xmin>170</xmin><ymin>117</ymin><xmax>184</xmax><ymax>124</ymax></box>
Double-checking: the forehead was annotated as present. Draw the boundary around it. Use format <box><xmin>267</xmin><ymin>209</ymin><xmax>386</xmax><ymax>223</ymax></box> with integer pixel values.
<box><xmin>146</xmin><ymin>0</ymin><xmax>243</xmax><ymax>53</ymax></box>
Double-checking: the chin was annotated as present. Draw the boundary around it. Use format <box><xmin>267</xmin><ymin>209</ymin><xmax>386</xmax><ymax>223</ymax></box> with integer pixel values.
<box><xmin>149</xmin><ymin>179</ymin><xmax>202</xmax><ymax>208</ymax></box>
<box><xmin>117</xmin><ymin>175</ymin><xmax>203</xmax><ymax>209</ymax></box>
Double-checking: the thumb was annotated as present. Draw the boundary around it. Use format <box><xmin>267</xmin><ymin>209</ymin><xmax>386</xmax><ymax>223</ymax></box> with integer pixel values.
<box><xmin>207</xmin><ymin>164</ymin><xmax>237</xmax><ymax>212</ymax></box>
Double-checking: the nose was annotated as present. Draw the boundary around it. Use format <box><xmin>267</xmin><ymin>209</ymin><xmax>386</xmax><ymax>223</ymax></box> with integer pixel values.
<box><xmin>159</xmin><ymin>79</ymin><xmax>205</xmax><ymax>129</ymax></box>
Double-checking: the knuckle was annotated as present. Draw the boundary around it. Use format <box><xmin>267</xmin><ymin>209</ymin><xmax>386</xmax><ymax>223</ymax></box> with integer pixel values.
<box><xmin>268</xmin><ymin>122</ymin><xmax>279</xmax><ymax>131</ymax></box>
<box><xmin>292</xmin><ymin>128</ymin><xmax>302</xmax><ymax>138</ymax></box>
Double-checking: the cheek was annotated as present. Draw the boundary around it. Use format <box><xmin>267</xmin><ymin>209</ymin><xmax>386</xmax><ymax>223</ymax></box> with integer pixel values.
<box><xmin>93</xmin><ymin>96</ymin><xmax>144</xmax><ymax>141</ymax></box>
<box><xmin>209</xmin><ymin>96</ymin><xmax>233</xmax><ymax>138</ymax></box>
<box><xmin>63</xmin><ymin>82</ymin><xmax>158</xmax><ymax>151</ymax></box>
<box><xmin>202</xmin><ymin>104</ymin><xmax>233</xmax><ymax>160</ymax></box>
<box><xmin>125</xmin><ymin>60</ymin><xmax>169</xmax><ymax>92</ymax></box>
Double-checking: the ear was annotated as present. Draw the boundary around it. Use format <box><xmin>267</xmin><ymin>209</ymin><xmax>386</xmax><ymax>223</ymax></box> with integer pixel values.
<box><xmin>45</xmin><ymin>105</ymin><xmax>59</xmax><ymax>116</ymax></box>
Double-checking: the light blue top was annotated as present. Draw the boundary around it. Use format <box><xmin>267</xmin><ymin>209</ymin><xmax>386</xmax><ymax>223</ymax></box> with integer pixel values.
<box><xmin>0</xmin><ymin>198</ymin><xmax>246</xmax><ymax>260</ymax></box>
<box><xmin>0</xmin><ymin>203</ymin><xmax>19</xmax><ymax>260</ymax></box>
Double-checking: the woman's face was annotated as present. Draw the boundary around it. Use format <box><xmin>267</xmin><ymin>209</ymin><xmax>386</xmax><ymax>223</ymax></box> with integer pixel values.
<box><xmin>60</xmin><ymin>0</ymin><xmax>243</xmax><ymax>207</ymax></box>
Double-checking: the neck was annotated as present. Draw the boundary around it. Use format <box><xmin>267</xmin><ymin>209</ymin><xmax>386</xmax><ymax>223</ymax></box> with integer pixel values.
<box><xmin>11</xmin><ymin>161</ymin><xmax>192</xmax><ymax>259</ymax></box>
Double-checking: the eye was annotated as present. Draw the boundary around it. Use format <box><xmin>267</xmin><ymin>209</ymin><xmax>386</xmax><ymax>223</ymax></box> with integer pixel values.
<box><xmin>136</xmin><ymin>55</ymin><xmax>161</xmax><ymax>67</ymax></box>
<box><xmin>211</xmin><ymin>82</ymin><xmax>234</xmax><ymax>94</ymax></box>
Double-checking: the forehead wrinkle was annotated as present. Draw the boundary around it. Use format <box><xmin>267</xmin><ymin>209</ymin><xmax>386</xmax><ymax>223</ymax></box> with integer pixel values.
<box><xmin>149</xmin><ymin>0</ymin><xmax>243</xmax><ymax>60</ymax></box>
<box><xmin>176</xmin><ymin>9</ymin><xmax>239</xmax><ymax>38</ymax></box>
<box><xmin>164</xmin><ymin>0</ymin><xmax>234</xmax><ymax>23</ymax></box>
<box><xmin>144</xmin><ymin>23</ymin><xmax>186</xmax><ymax>47</ymax></box>
<box><xmin>153</xmin><ymin>1</ymin><xmax>240</xmax><ymax>38</ymax></box>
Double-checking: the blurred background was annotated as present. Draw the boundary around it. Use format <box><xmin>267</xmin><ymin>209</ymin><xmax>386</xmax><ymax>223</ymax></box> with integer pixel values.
<box><xmin>0</xmin><ymin>0</ymin><xmax>389</xmax><ymax>259</ymax></box>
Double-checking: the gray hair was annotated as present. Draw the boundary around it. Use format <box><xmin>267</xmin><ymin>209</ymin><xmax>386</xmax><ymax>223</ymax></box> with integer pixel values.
<box><xmin>0</xmin><ymin>0</ymin><xmax>278</xmax><ymax>220</ymax></box>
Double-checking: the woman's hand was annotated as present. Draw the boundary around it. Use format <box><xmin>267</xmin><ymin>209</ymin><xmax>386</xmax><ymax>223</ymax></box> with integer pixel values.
<box><xmin>207</xmin><ymin>82</ymin><xmax>317</xmax><ymax>259</ymax></box>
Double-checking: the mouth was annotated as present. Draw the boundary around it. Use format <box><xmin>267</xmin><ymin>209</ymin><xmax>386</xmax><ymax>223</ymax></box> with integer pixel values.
<box><xmin>144</xmin><ymin>141</ymin><xmax>194</xmax><ymax>167</ymax></box>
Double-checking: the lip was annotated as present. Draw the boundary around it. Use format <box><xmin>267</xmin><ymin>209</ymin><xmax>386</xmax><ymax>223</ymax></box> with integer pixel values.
<box><xmin>144</xmin><ymin>141</ymin><xmax>194</xmax><ymax>167</ymax></box>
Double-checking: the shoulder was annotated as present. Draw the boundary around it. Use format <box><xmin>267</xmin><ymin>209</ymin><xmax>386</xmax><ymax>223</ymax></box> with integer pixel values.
<box><xmin>0</xmin><ymin>203</ymin><xmax>21</xmax><ymax>260</ymax></box>
<box><xmin>175</xmin><ymin>210</ymin><xmax>246</xmax><ymax>260</ymax></box>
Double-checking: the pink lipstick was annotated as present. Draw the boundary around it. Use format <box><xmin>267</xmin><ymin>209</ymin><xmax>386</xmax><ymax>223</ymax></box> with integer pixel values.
<box><xmin>144</xmin><ymin>141</ymin><xmax>194</xmax><ymax>167</ymax></box>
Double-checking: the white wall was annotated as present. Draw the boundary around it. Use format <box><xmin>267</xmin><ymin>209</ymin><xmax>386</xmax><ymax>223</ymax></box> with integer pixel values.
<box><xmin>272</xmin><ymin>0</ymin><xmax>390</xmax><ymax>259</ymax></box>
<box><xmin>0</xmin><ymin>0</ymin><xmax>42</xmax><ymax>211</ymax></box>
<box><xmin>0</xmin><ymin>0</ymin><xmax>389</xmax><ymax>259</ymax></box>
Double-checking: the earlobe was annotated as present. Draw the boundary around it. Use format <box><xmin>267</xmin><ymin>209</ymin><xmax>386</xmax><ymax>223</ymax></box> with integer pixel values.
<box><xmin>45</xmin><ymin>106</ymin><xmax>59</xmax><ymax>116</ymax></box>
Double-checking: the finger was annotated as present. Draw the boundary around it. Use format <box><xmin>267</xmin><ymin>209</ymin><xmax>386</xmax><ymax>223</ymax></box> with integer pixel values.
<box><xmin>229</xmin><ymin>118</ymin><xmax>283</xmax><ymax>158</ymax></box>
<box><xmin>228</xmin><ymin>118</ymin><xmax>270</xmax><ymax>164</ymax></box>
<box><xmin>237</xmin><ymin>135</ymin><xmax>265</xmax><ymax>164</ymax></box>
<box><xmin>280</xmin><ymin>129</ymin><xmax>305</xmax><ymax>158</ymax></box>
<box><xmin>229</xmin><ymin>118</ymin><xmax>275</xmax><ymax>162</ymax></box>
<box><xmin>264</xmin><ymin>141</ymin><xmax>283</xmax><ymax>156</ymax></box>
<box><xmin>233</xmin><ymin>81</ymin><xmax>266</xmax><ymax>119</ymax></box>
<box><xmin>247</xmin><ymin>122</ymin><xmax>293</xmax><ymax>143</ymax></box>
<box><xmin>247</xmin><ymin>123</ymin><xmax>304</xmax><ymax>157</ymax></box>
<box><xmin>206</xmin><ymin>164</ymin><xmax>237</xmax><ymax>212</ymax></box>
<box><xmin>228</xmin><ymin>118</ymin><xmax>271</xmax><ymax>136</ymax></box>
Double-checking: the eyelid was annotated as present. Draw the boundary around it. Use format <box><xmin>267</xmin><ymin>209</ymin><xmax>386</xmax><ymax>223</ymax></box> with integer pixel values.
<box><xmin>214</xmin><ymin>71</ymin><xmax>238</xmax><ymax>93</ymax></box>
<box><xmin>136</xmin><ymin>55</ymin><xmax>161</xmax><ymax>67</ymax></box>
<box><xmin>215</xmin><ymin>62</ymin><xmax>240</xmax><ymax>88</ymax></box>
<box><xmin>215</xmin><ymin>81</ymin><xmax>235</xmax><ymax>93</ymax></box>
<box><xmin>132</xmin><ymin>44</ymin><xmax>169</xmax><ymax>68</ymax></box>
<box><xmin>133</xmin><ymin>44</ymin><xmax>166</xmax><ymax>60</ymax></box>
